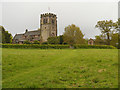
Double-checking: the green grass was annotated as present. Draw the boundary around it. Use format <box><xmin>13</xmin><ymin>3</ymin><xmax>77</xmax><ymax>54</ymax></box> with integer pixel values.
<box><xmin>2</xmin><ymin>48</ymin><xmax>118</xmax><ymax>88</ymax></box>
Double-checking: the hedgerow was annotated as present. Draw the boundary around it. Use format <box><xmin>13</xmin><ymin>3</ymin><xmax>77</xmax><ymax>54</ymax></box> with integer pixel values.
<box><xmin>73</xmin><ymin>44</ymin><xmax>116</xmax><ymax>49</ymax></box>
<box><xmin>2</xmin><ymin>44</ymin><xmax>69</xmax><ymax>49</ymax></box>
<box><xmin>2</xmin><ymin>44</ymin><xmax>116</xmax><ymax>49</ymax></box>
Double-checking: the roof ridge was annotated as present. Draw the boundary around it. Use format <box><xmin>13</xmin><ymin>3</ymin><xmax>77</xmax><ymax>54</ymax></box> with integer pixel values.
<box><xmin>16</xmin><ymin>34</ymin><xmax>23</xmax><ymax>35</ymax></box>
<box><xmin>27</xmin><ymin>30</ymin><xmax>39</xmax><ymax>32</ymax></box>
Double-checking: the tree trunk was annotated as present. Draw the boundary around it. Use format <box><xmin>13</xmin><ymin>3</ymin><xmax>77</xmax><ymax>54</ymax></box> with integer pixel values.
<box><xmin>107</xmin><ymin>33</ymin><xmax>110</xmax><ymax>45</ymax></box>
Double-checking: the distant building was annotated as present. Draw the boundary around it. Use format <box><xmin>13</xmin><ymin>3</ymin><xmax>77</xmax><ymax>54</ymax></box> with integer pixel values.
<box><xmin>13</xmin><ymin>13</ymin><xmax>57</xmax><ymax>44</ymax></box>
<box><xmin>88</xmin><ymin>38</ymin><xmax>94</xmax><ymax>45</ymax></box>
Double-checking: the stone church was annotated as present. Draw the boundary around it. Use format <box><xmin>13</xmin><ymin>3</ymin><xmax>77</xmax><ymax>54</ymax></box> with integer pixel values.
<box><xmin>13</xmin><ymin>13</ymin><xmax>57</xmax><ymax>44</ymax></box>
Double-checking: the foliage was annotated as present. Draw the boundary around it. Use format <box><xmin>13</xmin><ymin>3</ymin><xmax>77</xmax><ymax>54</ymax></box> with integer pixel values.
<box><xmin>2</xmin><ymin>44</ymin><xmax>116</xmax><ymax>49</ymax></box>
<box><xmin>2</xmin><ymin>44</ymin><xmax>69</xmax><ymax>49</ymax></box>
<box><xmin>47</xmin><ymin>35</ymin><xmax>64</xmax><ymax>44</ymax></box>
<box><xmin>94</xmin><ymin>34</ymin><xmax>106</xmax><ymax>45</ymax></box>
<box><xmin>0</xmin><ymin>26</ymin><xmax>13</xmax><ymax>43</ymax></box>
<box><xmin>110</xmin><ymin>33</ymin><xmax>118</xmax><ymax>48</ymax></box>
<box><xmin>59</xmin><ymin>35</ymin><xmax>64</xmax><ymax>44</ymax></box>
<box><xmin>24</xmin><ymin>40</ymin><xmax>31</xmax><ymax>44</ymax></box>
<box><xmin>63</xmin><ymin>24</ymin><xmax>85</xmax><ymax>45</ymax></box>
<box><xmin>41</xmin><ymin>42</ymin><xmax>48</xmax><ymax>44</ymax></box>
<box><xmin>33</xmin><ymin>40</ymin><xmax>40</xmax><ymax>44</ymax></box>
<box><xmin>47</xmin><ymin>37</ymin><xmax>60</xmax><ymax>44</ymax></box>
<box><xmin>73</xmin><ymin>44</ymin><xmax>116</xmax><ymax>49</ymax></box>
<box><xmin>114</xmin><ymin>18</ymin><xmax>120</xmax><ymax>32</ymax></box>
<box><xmin>2</xmin><ymin>49</ymin><xmax>118</xmax><ymax>88</ymax></box>
<box><xmin>95</xmin><ymin>32</ymin><xmax>119</xmax><ymax>48</ymax></box>
<box><xmin>95</xmin><ymin>20</ymin><xmax>117</xmax><ymax>45</ymax></box>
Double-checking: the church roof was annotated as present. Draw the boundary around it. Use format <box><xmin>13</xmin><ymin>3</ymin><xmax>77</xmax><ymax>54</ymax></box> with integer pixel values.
<box><xmin>13</xmin><ymin>34</ymin><xmax>23</xmax><ymax>40</ymax></box>
<box><xmin>24</xmin><ymin>30</ymin><xmax>40</xmax><ymax>36</ymax></box>
<box><xmin>13</xmin><ymin>30</ymin><xmax>41</xmax><ymax>42</ymax></box>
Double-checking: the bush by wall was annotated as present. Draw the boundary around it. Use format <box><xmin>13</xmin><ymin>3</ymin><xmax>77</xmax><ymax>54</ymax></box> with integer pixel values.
<box><xmin>2</xmin><ymin>44</ymin><xmax>116</xmax><ymax>49</ymax></box>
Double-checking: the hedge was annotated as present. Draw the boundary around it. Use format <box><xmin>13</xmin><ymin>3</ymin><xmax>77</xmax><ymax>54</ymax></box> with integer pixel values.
<box><xmin>73</xmin><ymin>44</ymin><xmax>116</xmax><ymax>49</ymax></box>
<box><xmin>1</xmin><ymin>44</ymin><xmax>116</xmax><ymax>49</ymax></box>
<box><xmin>2</xmin><ymin>44</ymin><xmax>69</xmax><ymax>49</ymax></box>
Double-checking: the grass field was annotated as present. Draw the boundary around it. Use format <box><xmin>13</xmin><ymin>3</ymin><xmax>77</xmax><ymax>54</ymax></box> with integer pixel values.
<box><xmin>2</xmin><ymin>48</ymin><xmax>118</xmax><ymax>88</ymax></box>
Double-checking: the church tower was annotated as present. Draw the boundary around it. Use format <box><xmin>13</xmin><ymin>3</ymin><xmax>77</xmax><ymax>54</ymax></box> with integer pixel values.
<box><xmin>40</xmin><ymin>13</ymin><xmax>57</xmax><ymax>42</ymax></box>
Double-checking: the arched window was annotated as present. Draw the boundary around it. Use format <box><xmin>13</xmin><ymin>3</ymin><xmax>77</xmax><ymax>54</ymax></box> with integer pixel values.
<box><xmin>52</xmin><ymin>19</ymin><xmax>54</xmax><ymax>24</ymax></box>
<box><xmin>43</xmin><ymin>19</ymin><xmax>46</xmax><ymax>24</ymax></box>
<box><xmin>45</xmin><ymin>19</ymin><xmax>47</xmax><ymax>23</ymax></box>
<box><xmin>43</xmin><ymin>19</ymin><xmax>48</xmax><ymax>24</ymax></box>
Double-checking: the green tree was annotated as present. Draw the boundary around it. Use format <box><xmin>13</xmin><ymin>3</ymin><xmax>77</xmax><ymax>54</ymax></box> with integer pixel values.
<box><xmin>47</xmin><ymin>36</ymin><xmax>60</xmax><ymax>44</ymax></box>
<box><xmin>95</xmin><ymin>34</ymin><xmax>106</xmax><ymax>45</ymax></box>
<box><xmin>110</xmin><ymin>33</ymin><xmax>118</xmax><ymax>48</ymax></box>
<box><xmin>95</xmin><ymin>20</ymin><xmax>117</xmax><ymax>45</ymax></box>
<box><xmin>116</xmin><ymin>18</ymin><xmax>120</xmax><ymax>48</ymax></box>
<box><xmin>63</xmin><ymin>24</ymin><xmax>85</xmax><ymax>45</ymax></box>
<box><xmin>59</xmin><ymin>35</ymin><xmax>64</xmax><ymax>44</ymax></box>
<box><xmin>114</xmin><ymin>18</ymin><xmax>120</xmax><ymax>32</ymax></box>
<box><xmin>33</xmin><ymin>40</ymin><xmax>40</xmax><ymax>44</ymax></box>
<box><xmin>0</xmin><ymin>26</ymin><xmax>12</xmax><ymax>43</ymax></box>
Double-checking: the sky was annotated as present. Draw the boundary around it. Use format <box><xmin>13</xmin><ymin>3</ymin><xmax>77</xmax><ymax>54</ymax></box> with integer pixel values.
<box><xmin>0</xmin><ymin>0</ymin><xmax>119</xmax><ymax>39</ymax></box>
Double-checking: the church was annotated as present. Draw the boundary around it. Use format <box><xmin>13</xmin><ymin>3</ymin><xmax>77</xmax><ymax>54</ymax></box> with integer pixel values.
<box><xmin>13</xmin><ymin>13</ymin><xmax>57</xmax><ymax>44</ymax></box>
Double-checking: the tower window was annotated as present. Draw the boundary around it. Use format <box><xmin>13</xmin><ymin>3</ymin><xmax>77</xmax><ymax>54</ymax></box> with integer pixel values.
<box><xmin>43</xmin><ymin>19</ymin><xmax>48</xmax><ymax>24</ymax></box>
<box><xmin>45</xmin><ymin>27</ymin><xmax>46</xmax><ymax>29</ymax></box>
<box><xmin>43</xmin><ymin>19</ymin><xmax>46</xmax><ymax>24</ymax></box>
<box><xmin>52</xmin><ymin>20</ymin><xmax>54</xmax><ymax>24</ymax></box>
<box><xmin>45</xmin><ymin>19</ymin><xmax>47</xmax><ymax>23</ymax></box>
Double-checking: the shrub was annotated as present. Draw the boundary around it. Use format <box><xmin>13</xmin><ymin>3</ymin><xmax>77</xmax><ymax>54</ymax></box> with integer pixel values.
<box><xmin>73</xmin><ymin>44</ymin><xmax>116</xmax><ymax>49</ymax></box>
<box><xmin>2</xmin><ymin>44</ymin><xmax>116</xmax><ymax>49</ymax></box>
<box><xmin>47</xmin><ymin>37</ymin><xmax>60</xmax><ymax>44</ymax></box>
<box><xmin>42</xmin><ymin>42</ymin><xmax>48</xmax><ymax>45</ymax></box>
<box><xmin>24</xmin><ymin>40</ymin><xmax>31</xmax><ymax>44</ymax></box>
<box><xmin>33</xmin><ymin>40</ymin><xmax>40</xmax><ymax>44</ymax></box>
<box><xmin>2</xmin><ymin>44</ymin><xmax>70</xmax><ymax>49</ymax></box>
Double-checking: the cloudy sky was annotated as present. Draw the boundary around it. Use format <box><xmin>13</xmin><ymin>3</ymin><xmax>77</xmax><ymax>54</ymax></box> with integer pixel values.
<box><xmin>0</xmin><ymin>0</ymin><xmax>119</xmax><ymax>39</ymax></box>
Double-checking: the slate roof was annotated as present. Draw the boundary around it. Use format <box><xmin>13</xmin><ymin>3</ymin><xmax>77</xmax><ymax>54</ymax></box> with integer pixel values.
<box><xmin>24</xmin><ymin>30</ymin><xmax>40</xmax><ymax>36</ymax></box>
<box><xmin>13</xmin><ymin>34</ymin><xmax>23</xmax><ymax>40</ymax></box>
<box><xmin>13</xmin><ymin>30</ymin><xmax>41</xmax><ymax>42</ymax></box>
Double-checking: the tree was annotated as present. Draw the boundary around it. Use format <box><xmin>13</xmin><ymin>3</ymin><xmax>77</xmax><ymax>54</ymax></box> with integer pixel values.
<box><xmin>59</xmin><ymin>35</ymin><xmax>64</xmax><ymax>44</ymax></box>
<box><xmin>33</xmin><ymin>40</ymin><xmax>40</xmax><ymax>44</ymax></box>
<box><xmin>110</xmin><ymin>33</ymin><xmax>118</xmax><ymax>48</ymax></box>
<box><xmin>0</xmin><ymin>26</ymin><xmax>12</xmax><ymax>43</ymax></box>
<box><xmin>114</xmin><ymin>18</ymin><xmax>120</xmax><ymax>32</ymax></box>
<box><xmin>95</xmin><ymin>20</ymin><xmax>117</xmax><ymax>45</ymax></box>
<box><xmin>47</xmin><ymin>36</ymin><xmax>60</xmax><ymax>44</ymax></box>
<box><xmin>95</xmin><ymin>34</ymin><xmax>106</xmax><ymax>45</ymax></box>
<box><xmin>115</xmin><ymin>18</ymin><xmax>120</xmax><ymax>48</ymax></box>
<box><xmin>63</xmin><ymin>24</ymin><xmax>85</xmax><ymax>45</ymax></box>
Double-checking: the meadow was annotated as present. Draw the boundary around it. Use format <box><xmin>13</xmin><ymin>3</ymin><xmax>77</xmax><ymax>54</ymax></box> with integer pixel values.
<box><xmin>2</xmin><ymin>48</ymin><xmax>118</xmax><ymax>88</ymax></box>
